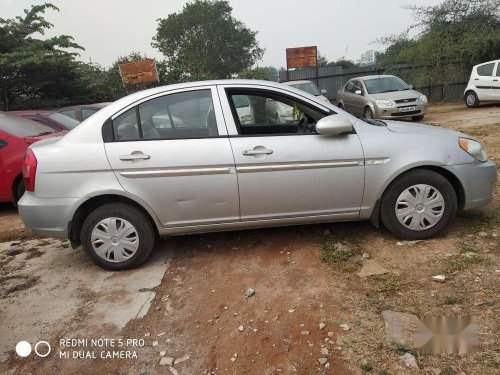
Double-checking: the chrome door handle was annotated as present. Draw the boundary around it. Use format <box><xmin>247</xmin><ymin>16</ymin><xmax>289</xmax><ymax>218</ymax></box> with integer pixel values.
<box><xmin>242</xmin><ymin>149</ymin><xmax>273</xmax><ymax>156</ymax></box>
<box><xmin>120</xmin><ymin>153</ymin><xmax>150</xmax><ymax>161</ymax></box>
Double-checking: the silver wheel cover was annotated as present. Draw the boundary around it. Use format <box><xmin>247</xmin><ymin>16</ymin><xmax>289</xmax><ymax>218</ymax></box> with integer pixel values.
<box><xmin>466</xmin><ymin>94</ymin><xmax>475</xmax><ymax>106</ymax></box>
<box><xmin>91</xmin><ymin>217</ymin><xmax>139</xmax><ymax>263</ymax></box>
<box><xmin>395</xmin><ymin>184</ymin><xmax>445</xmax><ymax>231</ymax></box>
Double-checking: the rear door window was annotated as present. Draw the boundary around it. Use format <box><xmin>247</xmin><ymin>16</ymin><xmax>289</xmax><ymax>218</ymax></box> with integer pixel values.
<box><xmin>477</xmin><ymin>63</ymin><xmax>495</xmax><ymax>76</ymax></box>
<box><xmin>109</xmin><ymin>89</ymin><xmax>217</xmax><ymax>141</ymax></box>
<box><xmin>0</xmin><ymin>113</ymin><xmax>55</xmax><ymax>137</ymax></box>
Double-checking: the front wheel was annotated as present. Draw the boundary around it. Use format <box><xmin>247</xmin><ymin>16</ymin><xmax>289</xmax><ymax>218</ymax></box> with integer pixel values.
<box><xmin>411</xmin><ymin>115</ymin><xmax>425</xmax><ymax>121</ymax></box>
<box><xmin>380</xmin><ymin>170</ymin><xmax>457</xmax><ymax>239</ymax></box>
<box><xmin>363</xmin><ymin>107</ymin><xmax>374</xmax><ymax>119</ymax></box>
<box><xmin>81</xmin><ymin>203</ymin><xmax>155</xmax><ymax>270</ymax></box>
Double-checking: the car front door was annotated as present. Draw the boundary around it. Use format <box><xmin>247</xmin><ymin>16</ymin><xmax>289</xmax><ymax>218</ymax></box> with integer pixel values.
<box><xmin>342</xmin><ymin>81</ymin><xmax>355</xmax><ymax>113</ymax></box>
<box><xmin>104</xmin><ymin>86</ymin><xmax>240</xmax><ymax>229</ymax></box>
<box><xmin>350</xmin><ymin>80</ymin><xmax>365</xmax><ymax>116</ymax></box>
<box><xmin>217</xmin><ymin>84</ymin><xmax>365</xmax><ymax>223</ymax></box>
<box><xmin>493</xmin><ymin>62</ymin><xmax>500</xmax><ymax>99</ymax></box>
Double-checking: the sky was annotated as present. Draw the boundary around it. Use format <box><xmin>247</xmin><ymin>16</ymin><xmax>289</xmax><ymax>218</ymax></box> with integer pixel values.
<box><xmin>2</xmin><ymin>0</ymin><xmax>443</xmax><ymax>68</ymax></box>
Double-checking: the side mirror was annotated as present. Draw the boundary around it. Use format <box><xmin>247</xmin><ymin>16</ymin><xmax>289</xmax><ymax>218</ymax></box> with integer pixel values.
<box><xmin>320</xmin><ymin>89</ymin><xmax>327</xmax><ymax>95</ymax></box>
<box><xmin>408</xmin><ymin>84</ymin><xmax>413</xmax><ymax>89</ymax></box>
<box><xmin>316</xmin><ymin>115</ymin><xmax>353</xmax><ymax>136</ymax></box>
<box><xmin>355</xmin><ymin>89</ymin><xmax>363</xmax><ymax>95</ymax></box>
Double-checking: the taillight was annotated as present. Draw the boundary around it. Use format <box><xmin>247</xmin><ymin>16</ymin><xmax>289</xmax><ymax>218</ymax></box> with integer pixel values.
<box><xmin>22</xmin><ymin>148</ymin><xmax>37</xmax><ymax>192</ymax></box>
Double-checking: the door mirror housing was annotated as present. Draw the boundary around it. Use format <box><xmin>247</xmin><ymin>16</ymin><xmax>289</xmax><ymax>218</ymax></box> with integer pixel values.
<box><xmin>320</xmin><ymin>89</ymin><xmax>328</xmax><ymax>95</ymax></box>
<box><xmin>316</xmin><ymin>115</ymin><xmax>353</xmax><ymax>136</ymax></box>
<box><xmin>355</xmin><ymin>89</ymin><xmax>363</xmax><ymax>95</ymax></box>
<box><xmin>408</xmin><ymin>84</ymin><xmax>413</xmax><ymax>89</ymax></box>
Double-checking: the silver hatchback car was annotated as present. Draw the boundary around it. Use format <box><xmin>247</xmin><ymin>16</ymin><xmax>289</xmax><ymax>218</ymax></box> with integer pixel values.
<box><xmin>19</xmin><ymin>80</ymin><xmax>497</xmax><ymax>270</ymax></box>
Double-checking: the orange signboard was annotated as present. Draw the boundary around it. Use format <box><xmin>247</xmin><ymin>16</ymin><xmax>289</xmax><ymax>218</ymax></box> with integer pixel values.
<box><xmin>286</xmin><ymin>46</ymin><xmax>317</xmax><ymax>69</ymax></box>
<box><xmin>119</xmin><ymin>59</ymin><xmax>159</xmax><ymax>87</ymax></box>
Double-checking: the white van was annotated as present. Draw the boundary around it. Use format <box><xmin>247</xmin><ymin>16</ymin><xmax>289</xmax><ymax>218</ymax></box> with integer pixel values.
<box><xmin>464</xmin><ymin>59</ymin><xmax>500</xmax><ymax>107</ymax></box>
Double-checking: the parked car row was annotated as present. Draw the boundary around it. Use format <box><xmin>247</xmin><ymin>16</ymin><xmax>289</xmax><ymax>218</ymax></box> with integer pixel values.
<box><xmin>15</xmin><ymin>79</ymin><xmax>496</xmax><ymax>271</ymax></box>
<box><xmin>0</xmin><ymin>103</ymin><xmax>108</xmax><ymax>204</ymax></box>
<box><xmin>283</xmin><ymin>59</ymin><xmax>500</xmax><ymax>120</ymax></box>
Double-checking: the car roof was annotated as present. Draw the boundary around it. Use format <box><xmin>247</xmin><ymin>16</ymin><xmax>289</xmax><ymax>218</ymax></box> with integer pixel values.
<box><xmin>282</xmin><ymin>80</ymin><xmax>314</xmax><ymax>85</ymax></box>
<box><xmin>474</xmin><ymin>59</ymin><xmax>500</xmax><ymax>67</ymax></box>
<box><xmin>352</xmin><ymin>75</ymin><xmax>396</xmax><ymax>81</ymax></box>
<box><xmin>0</xmin><ymin>111</ymin><xmax>50</xmax><ymax>130</ymax></box>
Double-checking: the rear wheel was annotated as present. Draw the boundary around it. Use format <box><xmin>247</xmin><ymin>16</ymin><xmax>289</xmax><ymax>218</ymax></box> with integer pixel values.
<box><xmin>13</xmin><ymin>178</ymin><xmax>25</xmax><ymax>205</ymax></box>
<box><xmin>81</xmin><ymin>203</ymin><xmax>155</xmax><ymax>270</ymax></box>
<box><xmin>465</xmin><ymin>91</ymin><xmax>479</xmax><ymax>108</ymax></box>
<box><xmin>380</xmin><ymin>170</ymin><xmax>457</xmax><ymax>239</ymax></box>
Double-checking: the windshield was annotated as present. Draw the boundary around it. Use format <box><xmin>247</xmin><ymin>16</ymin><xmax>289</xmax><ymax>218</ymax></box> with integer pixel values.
<box><xmin>364</xmin><ymin>77</ymin><xmax>409</xmax><ymax>94</ymax></box>
<box><xmin>0</xmin><ymin>113</ymin><xmax>56</xmax><ymax>137</ymax></box>
<box><xmin>290</xmin><ymin>82</ymin><xmax>321</xmax><ymax>96</ymax></box>
<box><xmin>48</xmin><ymin>113</ymin><xmax>80</xmax><ymax>129</ymax></box>
<box><xmin>232</xmin><ymin>95</ymin><xmax>250</xmax><ymax>108</ymax></box>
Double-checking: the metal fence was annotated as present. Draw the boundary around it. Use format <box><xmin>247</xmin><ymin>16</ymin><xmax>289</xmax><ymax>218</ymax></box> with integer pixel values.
<box><xmin>279</xmin><ymin>63</ymin><xmax>470</xmax><ymax>103</ymax></box>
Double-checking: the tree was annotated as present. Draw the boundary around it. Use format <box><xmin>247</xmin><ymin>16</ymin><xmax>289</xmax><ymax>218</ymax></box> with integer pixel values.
<box><xmin>377</xmin><ymin>0</ymin><xmax>500</xmax><ymax>94</ymax></box>
<box><xmin>237</xmin><ymin>66</ymin><xmax>279</xmax><ymax>81</ymax></box>
<box><xmin>0</xmin><ymin>3</ymin><xmax>84</xmax><ymax>110</ymax></box>
<box><xmin>152</xmin><ymin>0</ymin><xmax>264</xmax><ymax>82</ymax></box>
<box><xmin>317</xmin><ymin>53</ymin><xmax>329</xmax><ymax>67</ymax></box>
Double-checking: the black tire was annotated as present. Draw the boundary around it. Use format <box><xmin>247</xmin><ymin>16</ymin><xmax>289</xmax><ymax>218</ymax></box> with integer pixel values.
<box><xmin>465</xmin><ymin>91</ymin><xmax>479</xmax><ymax>108</ymax></box>
<box><xmin>411</xmin><ymin>115</ymin><xmax>425</xmax><ymax>121</ymax></box>
<box><xmin>363</xmin><ymin>106</ymin><xmax>374</xmax><ymax>119</ymax></box>
<box><xmin>337</xmin><ymin>102</ymin><xmax>343</xmax><ymax>109</ymax></box>
<box><xmin>81</xmin><ymin>203</ymin><xmax>155</xmax><ymax>270</ymax></box>
<box><xmin>13</xmin><ymin>179</ymin><xmax>25</xmax><ymax>205</ymax></box>
<box><xmin>380</xmin><ymin>170</ymin><xmax>457</xmax><ymax>239</ymax></box>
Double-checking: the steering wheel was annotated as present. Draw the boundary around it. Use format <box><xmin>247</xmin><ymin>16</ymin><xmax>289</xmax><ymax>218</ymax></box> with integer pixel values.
<box><xmin>298</xmin><ymin>115</ymin><xmax>313</xmax><ymax>134</ymax></box>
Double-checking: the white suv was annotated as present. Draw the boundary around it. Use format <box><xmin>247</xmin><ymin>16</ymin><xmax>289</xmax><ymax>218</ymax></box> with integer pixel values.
<box><xmin>464</xmin><ymin>59</ymin><xmax>500</xmax><ymax>107</ymax></box>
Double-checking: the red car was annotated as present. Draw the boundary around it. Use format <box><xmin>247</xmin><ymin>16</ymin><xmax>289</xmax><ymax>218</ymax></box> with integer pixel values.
<box><xmin>11</xmin><ymin>110</ymin><xmax>80</xmax><ymax>131</ymax></box>
<box><xmin>0</xmin><ymin>112</ymin><xmax>66</xmax><ymax>204</ymax></box>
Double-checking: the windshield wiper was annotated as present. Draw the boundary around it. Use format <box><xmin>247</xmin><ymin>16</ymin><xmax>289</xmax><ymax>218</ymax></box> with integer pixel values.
<box><xmin>36</xmin><ymin>132</ymin><xmax>54</xmax><ymax>136</ymax></box>
<box><xmin>377</xmin><ymin>89</ymin><xmax>398</xmax><ymax>93</ymax></box>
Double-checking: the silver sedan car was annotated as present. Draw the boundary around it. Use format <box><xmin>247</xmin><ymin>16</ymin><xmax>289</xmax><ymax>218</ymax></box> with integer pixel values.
<box><xmin>336</xmin><ymin>75</ymin><xmax>428</xmax><ymax>121</ymax></box>
<box><xmin>18</xmin><ymin>80</ymin><xmax>497</xmax><ymax>270</ymax></box>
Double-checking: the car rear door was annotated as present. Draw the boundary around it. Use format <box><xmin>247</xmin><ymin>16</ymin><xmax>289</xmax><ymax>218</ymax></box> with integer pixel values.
<box><xmin>103</xmin><ymin>86</ymin><xmax>240</xmax><ymax>229</ymax></box>
<box><xmin>217</xmin><ymin>84</ymin><xmax>364</xmax><ymax>222</ymax></box>
<box><xmin>474</xmin><ymin>62</ymin><xmax>496</xmax><ymax>100</ymax></box>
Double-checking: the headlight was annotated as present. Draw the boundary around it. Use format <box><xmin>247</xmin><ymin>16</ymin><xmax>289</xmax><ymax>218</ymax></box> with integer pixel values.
<box><xmin>459</xmin><ymin>138</ymin><xmax>488</xmax><ymax>162</ymax></box>
<box><xmin>375</xmin><ymin>99</ymin><xmax>396</xmax><ymax>108</ymax></box>
<box><xmin>418</xmin><ymin>94</ymin><xmax>428</xmax><ymax>104</ymax></box>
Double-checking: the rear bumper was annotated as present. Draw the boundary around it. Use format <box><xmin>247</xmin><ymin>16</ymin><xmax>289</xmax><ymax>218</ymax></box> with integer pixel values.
<box><xmin>444</xmin><ymin>160</ymin><xmax>497</xmax><ymax>210</ymax></box>
<box><xmin>18</xmin><ymin>192</ymin><xmax>79</xmax><ymax>238</ymax></box>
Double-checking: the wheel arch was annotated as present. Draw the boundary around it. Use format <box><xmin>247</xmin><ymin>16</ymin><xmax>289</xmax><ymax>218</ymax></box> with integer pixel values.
<box><xmin>369</xmin><ymin>165</ymin><xmax>465</xmax><ymax>227</ymax></box>
<box><xmin>69</xmin><ymin>192</ymin><xmax>161</xmax><ymax>248</ymax></box>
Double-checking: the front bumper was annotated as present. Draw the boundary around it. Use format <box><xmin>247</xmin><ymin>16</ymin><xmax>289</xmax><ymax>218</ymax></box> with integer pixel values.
<box><xmin>374</xmin><ymin>103</ymin><xmax>428</xmax><ymax>119</ymax></box>
<box><xmin>444</xmin><ymin>160</ymin><xmax>497</xmax><ymax>210</ymax></box>
<box><xmin>18</xmin><ymin>192</ymin><xmax>79</xmax><ymax>238</ymax></box>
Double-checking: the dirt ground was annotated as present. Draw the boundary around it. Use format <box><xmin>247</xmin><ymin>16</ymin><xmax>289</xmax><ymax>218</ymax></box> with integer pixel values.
<box><xmin>0</xmin><ymin>102</ymin><xmax>498</xmax><ymax>375</ymax></box>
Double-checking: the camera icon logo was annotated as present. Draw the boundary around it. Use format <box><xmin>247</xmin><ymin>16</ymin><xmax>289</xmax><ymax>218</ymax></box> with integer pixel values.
<box><xmin>15</xmin><ymin>341</ymin><xmax>51</xmax><ymax>358</ymax></box>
